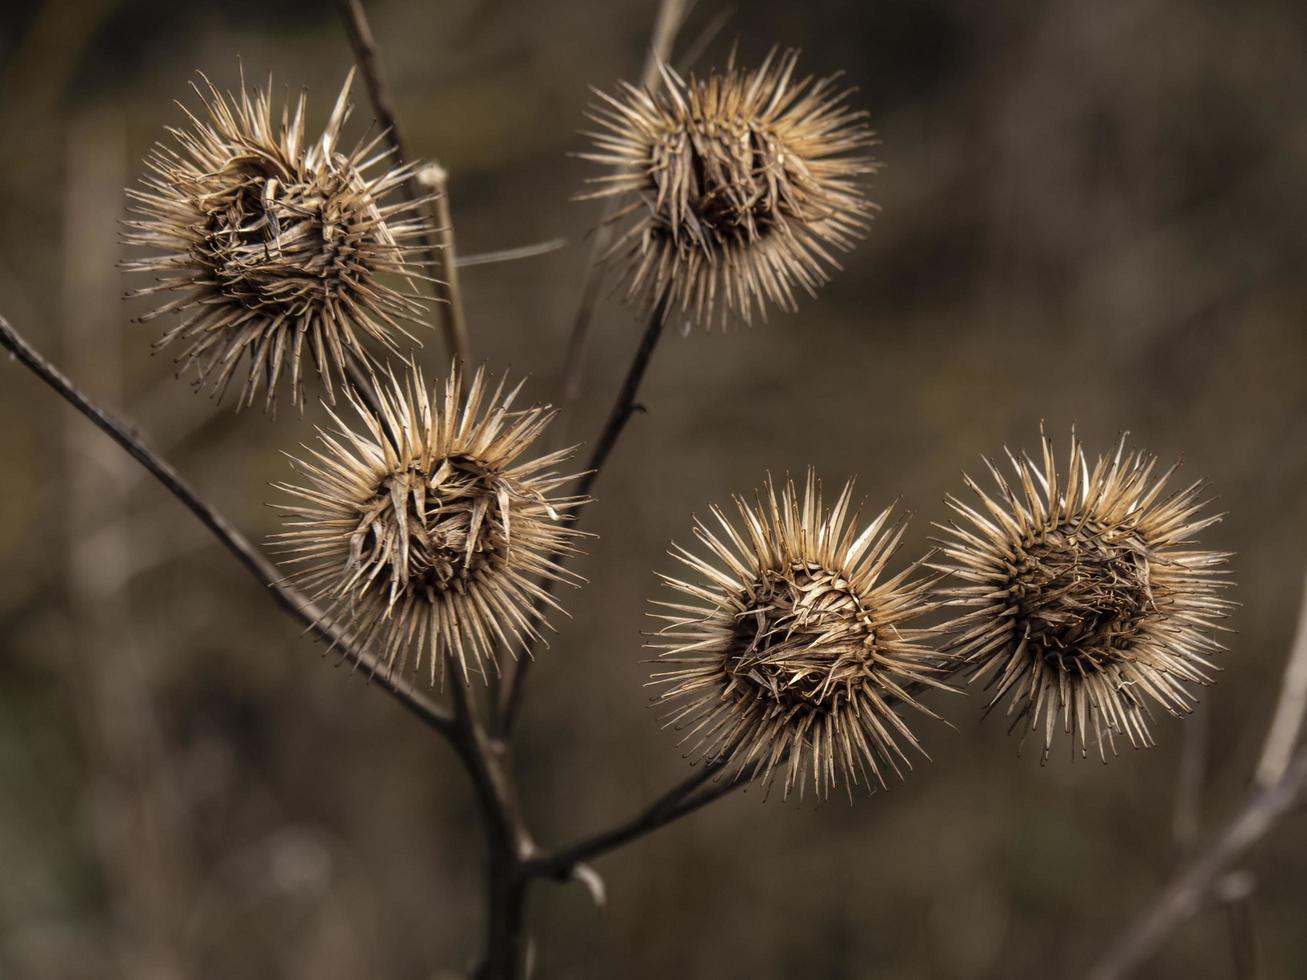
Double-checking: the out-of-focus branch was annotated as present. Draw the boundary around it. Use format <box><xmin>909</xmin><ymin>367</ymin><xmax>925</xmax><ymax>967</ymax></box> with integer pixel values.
<box><xmin>1087</xmin><ymin>747</ymin><xmax>1307</xmax><ymax>980</ymax></box>
<box><xmin>337</xmin><ymin>0</ymin><xmax>469</xmax><ymax>364</ymax></box>
<box><xmin>1255</xmin><ymin>572</ymin><xmax>1307</xmax><ymax>786</ymax></box>
<box><xmin>456</xmin><ymin>237</ymin><xmax>567</xmax><ymax>269</ymax></box>
<box><xmin>503</xmin><ymin>0</ymin><xmax>691</xmax><ymax>730</ymax></box>
<box><xmin>0</xmin><ymin>311</ymin><xmax>455</xmax><ymax>736</ymax></box>
<box><xmin>557</xmin><ymin>0</ymin><xmax>687</xmax><ymax>407</ymax></box>
<box><xmin>60</xmin><ymin>109</ymin><xmax>193</xmax><ymax>980</ymax></box>
<box><xmin>1171</xmin><ymin>702</ymin><xmax>1209</xmax><ymax>854</ymax></box>
<box><xmin>1092</xmin><ymin>577</ymin><xmax>1307</xmax><ymax>980</ymax></box>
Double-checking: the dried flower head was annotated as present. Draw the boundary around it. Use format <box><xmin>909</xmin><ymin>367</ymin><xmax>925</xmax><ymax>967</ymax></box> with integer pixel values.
<box><xmin>648</xmin><ymin>473</ymin><xmax>946</xmax><ymax>799</ymax></box>
<box><xmin>936</xmin><ymin>429</ymin><xmax>1234</xmax><ymax>761</ymax></box>
<box><xmin>271</xmin><ymin>364</ymin><xmax>586</xmax><ymax>683</ymax></box>
<box><xmin>124</xmin><ymin>68</ymin><xmax>434</xmax><ymax>411</ymax></box>
<box><xmin>580</xmin><ymin>50</ymin><xmax>876</xmax><ymax>326</ymax></box>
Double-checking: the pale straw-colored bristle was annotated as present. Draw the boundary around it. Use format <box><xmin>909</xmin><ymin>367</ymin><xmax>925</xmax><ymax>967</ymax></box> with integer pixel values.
<box><xmin>270</xmin><ymin>363</ymin><xmax>588</xmax><ymax>685</ymax></box>
<box><xmin>933</xmin><ymin>426</ymin><xmax>1236</xmax><ymax>763</ymax></box>
<box><xmin>647</xmin><ymin>472</ymin><xmax>948</xmax><ymax>800</ymax></box>
<box><xmin>123</xmin><ymin>68</ymin><xmax>437</xmax><ymax>412</ymax></box>
<box><xmin>579</xmin><ymin>50</ymin><xmax>878</xmax><ymax>329</ymax></box>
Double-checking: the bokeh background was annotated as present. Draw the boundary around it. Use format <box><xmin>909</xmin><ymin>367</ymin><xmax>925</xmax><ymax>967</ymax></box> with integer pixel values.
<box><xmin>2</xmin><ymin>0</ymin><xmax>1307</xmax><ymax>977</ymax></box>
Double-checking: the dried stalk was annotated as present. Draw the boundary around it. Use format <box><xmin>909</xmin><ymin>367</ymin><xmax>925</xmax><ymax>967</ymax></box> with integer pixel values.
<box><xmin>1255</xmin><ymin>572</ymin><xmax>1307</xmax><ymax>786</ymax></box>
<box><xmin>1091</xmin><ymin>577</ymin><xmax>1307</xmax><ymax>979</ymax></box>
<box><xmin>497</xmin><ymin>298</ymin><xmax>668</xmax><ymax>733</ymax></box>
<box><xmin>1171</xmin><ymin>702</ymin><xmax>1209</xmax><ymax>854</ymax></box>
<box><xmin>323</xmin><ymin>9</ymin><xmax>741</xmax><ymax>975</ymax></box>
<box><xmin>1088</xmin><ymin>747</ymin><xmax>1307</xmax><ymax>980</ymax></box>
<box><xmin>338</xmin><ymin>0</ymin><xmax>469</xmax><ymax>364</ymax></box>
<box><xmin>524</xmin><ymin>759</ymin><xmax>740</xmax><ymax>882</ymax></box>
<box><xmin>558</xmin><ymin>0</ymin><xmax>687</xmax><ymax>406</ymax></box>
<box><xmin>0</xmin><ymin>312</ymin><xmax>454</xmax><ymax>736</ymax></box>
<box><xmin>457</xmin><ymin>237</ymin><xmax>567</xmax><ymax>268</ymax></box>
<box><xmin>61</xmin><ymin>111</ymin><xmax>193</xmax><ymax>978</ymax></box>
<box><xmin>446</xmin><ymin>682</ymin><xmax>536</xmax><ymax>980</ymax></box>
<box><xmin>0</xmin><ymin>306</ymin><xmax>556</xmax><ymax>979</ymax></box>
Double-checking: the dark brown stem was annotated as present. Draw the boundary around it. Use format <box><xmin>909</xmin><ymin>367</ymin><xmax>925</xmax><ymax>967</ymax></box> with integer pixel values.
<box><xmin>478</xmin><ymin>853</ymin><xmax>531</xmax><ymax>980</ymax></box>
<box><xmin>338</xmin><ymin>0</ymin><xmax>469</xmax><ymax>364</ymax></box>
<box><xmin>447</xmin><ymin>681</ymin><xmax>535</xmax><ymax>980</ymax></box>
<box><xmin>558</xmin><ymin>0</ymin><xmax>687</xmax><ymax>407</ymax></box>
<box><xmin>525</xmin><ymin>760</ymin><xmax>741</xmax><ymax>881</ymax></box>
<box><xmin>577</xmin><ymin>299</ymin><xmax>669</xmax><ymax>488</ymax></box>
<box><xmin>497</xmin><ymin>299</ymin><xmax>668</xmax><ymax>733</ymax></box>
<box><xmin>0</xmin><ymin>312</ymin><xmax>454</xmax><ymax>735</ymax></box>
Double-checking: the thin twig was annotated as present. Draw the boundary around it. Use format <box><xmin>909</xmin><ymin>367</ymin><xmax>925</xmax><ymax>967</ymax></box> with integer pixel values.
<box><xmin>557</xmin><ymin>0</ymin><xmax>687</xmax><ymax>407</ymax></box>
<box><xmin>0</xmin><ymin>312</ymin><xmax>454</xmax><ymax>735</ymax></box>
<box><xmin>1087</xmin><ymin>746</ymin><xmax>1307</xmax><ymax>980</ymax></box>
<box><xmin>676</xmin><ymin>4</ymin><xmax>736</xmax><ymax>73</ymax></box>
<box><xmin>524</xmin><ymin>759</ymin><xmax>741</xmax><ymax>881</ymax></box>
<box><xmin>1169</xmin><ymin>699</ymin><xmax>1260</xmax><ymax>974</ymax></box>
<box><xmin>456</xmin><ymin>237</ymin><xmax>567</xmax><ymax>269</ymax></box>
<box><xmin>1255</xmin><ymin>571</ymin><xmax>1307</xmax><ymax>786</ymax></box>
<box><xmin>1092</xmin><ymin>579</ymin><xmax>1307</xmax><ymax>980</ymax></box>
<box><xmin>578</xmin><ymin>299</ymin><xmax>669</xmax><ymax>489</ymax></box>
<box><xmin>1171</xmin><ymin>701</ymin><xmax>1209</xmax><ymax>855</ymax></box>
<box><xmin>419</xmin><ymin>162</ymin><xmax>469</xmax><ymax>361</ymax></box>
<box><xmin>338</xmin><ymin>0</ymin><xmax>469</xmax><ymax>364</ymax></box>
<box><xmin>496</xmin><ymin>299</ymin><xmax>668</xmax><ymax>732</ymax></box>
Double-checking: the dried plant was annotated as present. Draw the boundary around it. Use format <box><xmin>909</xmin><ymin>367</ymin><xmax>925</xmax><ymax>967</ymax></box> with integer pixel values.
<box><xmin>2</xmin><ymin>5</ymin><xmax>1281</xmax><ymax>978</ymax></box>
<box><xmin>123</xmin><ymin>69</ymin><xmax>434</xmax><ymax>411</ymax></box>
<box><xmin>647</xmin><ymin>473</ymin><xmax>947</xmax><ymax>798</ymax></box>
<box><xmin>270</xmin><ymin>364</ymin><xmax>586</xmax><ymax>683</ymax></box>
<box><xmin>935</xmin><ymin>429</ymin><xmax>1235</xmax><ymax>761</ymax></box>
<box><xmin>580</xmin><ymin>49</ymin><xmax>876</xmax><ymax>326</ymax></box>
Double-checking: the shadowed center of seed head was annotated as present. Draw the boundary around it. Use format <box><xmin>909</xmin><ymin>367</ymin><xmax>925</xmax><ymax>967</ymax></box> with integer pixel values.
<box><xmin>1010</xmin><ymin>524</ymin><xmax>1153</xmax><ymax>668</ymax></box>
<box><xmin>653</xmin><ymin>121</ymin><xmax>784</xmax><ymax>247</ymax></box>
<box><xmin>197</xmin><ymin>158</ymin><xmax>379</xmax><ymax>312</ymax></box>
<box><xmin>350</xmin><ymin>455</ymin><xmax>512</xmax><ymax>601</ymax></box>
<box><xmin>728</xmin><ymin>562</ymin><xmax>877</xmax><ymax>712</ymax></box>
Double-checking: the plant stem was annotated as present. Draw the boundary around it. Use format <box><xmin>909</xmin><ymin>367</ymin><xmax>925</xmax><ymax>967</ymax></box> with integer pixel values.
<box><xmin>1255</xmin><ymin>572</ymin><xmax>1307</xmax><ymax>786</ymax></box>
<box><xmin>0</xmin><ymin>312</ymin><xmax>455</xmax><ymax>735</ymax></box>
<box><xmin>338</xmin><ymin>0</ymin><xmax>469</xmax><ymax>364</ymax></box>
<box><xmin>496</xmin><ymin>298</ymin><xmax>668</xmax><ymax>733</ymax></box>
<box><xmin>525</xmin><ymin>760</ymin><xmax>741</xmax><ymax>881</ymax></box>
<box><xmin>447</xmin><ymin>681</ymin><xmax>535</xmax><ymax>980</ymax></box>
<box><xmin>1093</xmin><ymin>574</ymin><xmax>1307</xmax><ymax>979</ymax></box>
<box><xmin>477</xmin><ymin>856</ymin><xmax>531</xmax><ymax>980</ymax></box>
<box><xmin>1088</xmin><ymin>746</ymin><xmax>1307</xmax><ymax>980</ymax></box>
<box><xmin>558</xmin><ymin>0</ymin><xmax>687</xmax><ymax>408</ymax></box>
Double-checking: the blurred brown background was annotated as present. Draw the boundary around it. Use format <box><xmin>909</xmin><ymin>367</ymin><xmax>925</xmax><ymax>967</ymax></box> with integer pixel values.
<box><xmin>2</xmin><ymin>0</ymin><xmax>1307</xmax><ymax>977</ymax></box>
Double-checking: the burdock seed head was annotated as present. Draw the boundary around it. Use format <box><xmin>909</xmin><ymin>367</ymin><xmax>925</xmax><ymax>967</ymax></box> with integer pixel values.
<box><xmin>124</xmin><ymin>68</ymin><xmax>435</xmax><ymax>412</ymax></box>
<box><xmin>648</xmin><ymin>473</ymin><xmax>947</xmax><ymax>800</ymax></box>
<box><xmin>270</xmin><ymin>364</ymin><xmax>587</xmax><ymax>684</ymax></box>
<box><xmin>935</xmin><ymin>428</ymin><xmax>1235</xmax><ymax>762</ymax></box>
<box><xmin>580</xmin><ymin>49</ymin><xmax>876</xmax><ymax>327</ymax></box>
